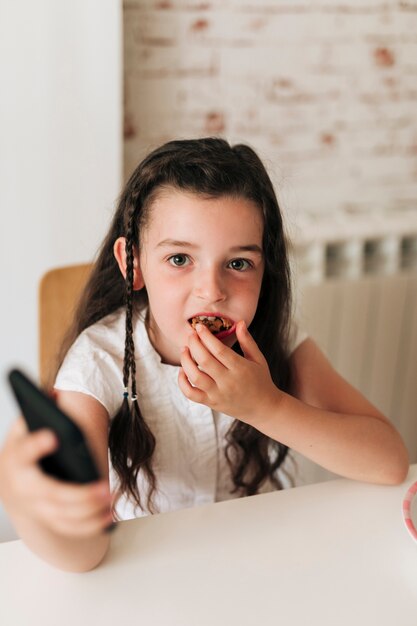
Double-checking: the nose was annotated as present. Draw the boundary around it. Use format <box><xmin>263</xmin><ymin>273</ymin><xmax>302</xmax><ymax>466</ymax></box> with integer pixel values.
<box><xmin>193</xmin><ymin>266</ymin><xmax>226</xmax><ymax>303</ymax></box>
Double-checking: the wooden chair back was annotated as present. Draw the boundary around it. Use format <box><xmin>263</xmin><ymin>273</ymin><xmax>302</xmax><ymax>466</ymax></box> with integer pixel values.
<box><xmin>38</xmin><ymin>263</ymin><xmax>92</xmax><ymax>385</ymax></box>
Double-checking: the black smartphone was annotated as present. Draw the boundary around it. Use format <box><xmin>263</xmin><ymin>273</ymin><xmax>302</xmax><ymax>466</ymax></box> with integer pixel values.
<box><xmin>8</xmin><ymin>368</ymin><xmax>100</xmax><ymax>484</ymax></box>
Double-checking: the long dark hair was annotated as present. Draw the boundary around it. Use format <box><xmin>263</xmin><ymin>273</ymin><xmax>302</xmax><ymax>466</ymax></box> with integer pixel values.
<box><xmin>56</xmin><ymin>137</ymin><xmax>293</xmax><ymax>513</ymax></box>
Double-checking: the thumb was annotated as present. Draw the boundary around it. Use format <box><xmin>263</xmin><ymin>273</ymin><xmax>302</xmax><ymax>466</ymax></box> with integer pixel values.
<box><xmin>236</xmin><ymin>321</ymin><xmax>264</xmax><ymax>363</ymax></box>
<box><xmin>19</xmin><ymin>428</ymin><xmax>59</xmax><ymax>466</ymax></box>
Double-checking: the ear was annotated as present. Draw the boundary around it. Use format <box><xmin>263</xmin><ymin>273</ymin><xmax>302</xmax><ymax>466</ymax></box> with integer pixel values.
<box><xmin>113</xmin><ymin>237</ymin><xmax>145</xmax><ymax>291</ymax></box>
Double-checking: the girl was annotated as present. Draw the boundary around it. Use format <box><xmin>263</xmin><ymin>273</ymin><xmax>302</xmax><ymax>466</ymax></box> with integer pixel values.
<box><xmin>0</xmin><ymin>138</ymin><xmax>409</xmax><ymax>572</ymax></box>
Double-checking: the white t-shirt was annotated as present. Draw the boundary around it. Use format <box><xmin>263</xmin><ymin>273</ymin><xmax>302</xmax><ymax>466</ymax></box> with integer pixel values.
<box><xmin>55</xmin><ymin>307</ymin><xmax>307</xmax><ymax>520</ymax></box>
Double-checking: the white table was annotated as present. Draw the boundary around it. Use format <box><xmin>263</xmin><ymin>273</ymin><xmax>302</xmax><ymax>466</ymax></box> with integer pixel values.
<box><xmin>1</xmin><ymin>466</ymin><xmax>417</xmax><ymax>626</ymax></box>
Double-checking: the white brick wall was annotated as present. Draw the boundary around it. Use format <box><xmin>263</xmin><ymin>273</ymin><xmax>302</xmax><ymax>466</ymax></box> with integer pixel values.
<box><xmin>123</xmin><ymin>0</ymin><xmax>417</xmax><ymax>244</ymax></box>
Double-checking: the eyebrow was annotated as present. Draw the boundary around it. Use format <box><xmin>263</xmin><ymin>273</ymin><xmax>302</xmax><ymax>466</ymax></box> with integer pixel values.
<box><xmin>156</xmin><ymin>239</ymin><xmax>263</xmax><ymax>254</ymax></box>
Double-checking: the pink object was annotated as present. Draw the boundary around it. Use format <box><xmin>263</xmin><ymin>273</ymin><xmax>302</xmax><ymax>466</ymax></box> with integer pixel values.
<box><xmin>402</xmin><ymin>480</ymin><xmax>417</xmax><ymax>542</ymax></box>
<box><xmin>215</xmin><ymin>323</ymin><xmax>237</xmax><ymax>340</ymax></box>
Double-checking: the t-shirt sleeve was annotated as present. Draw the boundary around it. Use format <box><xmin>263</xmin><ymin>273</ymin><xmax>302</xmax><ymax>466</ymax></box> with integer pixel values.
<box><xmin>54</xmin><ymin>332</ymin><xmax>124</xmax><ymax>418</ymax></box>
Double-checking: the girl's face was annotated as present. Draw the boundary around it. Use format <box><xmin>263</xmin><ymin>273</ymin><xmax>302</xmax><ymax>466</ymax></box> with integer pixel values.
<box><xmin>138</xmin><ymin>189</ymin><xmax>265</xmax><ymax>365</ymax></box>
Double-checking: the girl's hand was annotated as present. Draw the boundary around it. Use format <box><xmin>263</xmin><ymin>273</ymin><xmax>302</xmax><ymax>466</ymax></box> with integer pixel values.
<box><xmin>178</xmin><ymin>320</ymin><xmax>282</xmax><ymax>424</ymax></box>
<box><xmin>0</xmin><ymin>418</ymin><xmax>113</xmax><ymax>538</ymax></box>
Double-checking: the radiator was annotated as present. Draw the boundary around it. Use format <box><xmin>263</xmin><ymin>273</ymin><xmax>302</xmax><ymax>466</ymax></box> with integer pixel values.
<box><xmin>288</xmin><ymin>231</ymin><xmax>417</xmax><ymax>485</ymax></box>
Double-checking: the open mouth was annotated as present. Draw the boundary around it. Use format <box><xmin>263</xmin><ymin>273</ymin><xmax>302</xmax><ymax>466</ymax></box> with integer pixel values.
<box><xmin>188</xmin><ymin>314</ymin><xmax>236</xmax><ymax>339</ymax></box>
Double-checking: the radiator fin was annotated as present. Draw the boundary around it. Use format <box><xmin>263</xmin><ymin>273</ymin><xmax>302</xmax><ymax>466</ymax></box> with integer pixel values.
<box><xmin>293</xmin><ymin>271</ymin><xmax>417</xmax><ymax>484</ymax></box>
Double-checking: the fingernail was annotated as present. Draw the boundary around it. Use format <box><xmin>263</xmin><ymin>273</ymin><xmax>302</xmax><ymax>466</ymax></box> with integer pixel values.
<box><xmin>196</xmin><ymin>323</ymin><xmax>203</xmax><ymax>333</ymax></box>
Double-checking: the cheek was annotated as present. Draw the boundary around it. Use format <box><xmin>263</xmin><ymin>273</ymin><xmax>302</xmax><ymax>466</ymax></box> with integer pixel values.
<box><xmin>145</xmin><ymin>276</ymin><xmax>184</xmax><ymax>322</ymax></box>
<box><xmin>240</xmin><ymin>278</ymin><xmax>263</xmax><ymax>317</ymax></box>
<box><xmin>241</xmin><ymin>274</ymin><xmax>263</xmax><ymax>300</ymax></box>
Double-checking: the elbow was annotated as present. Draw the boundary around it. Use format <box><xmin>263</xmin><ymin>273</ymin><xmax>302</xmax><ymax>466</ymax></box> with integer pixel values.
<box><xmin>382</xmin><ymin>447</ymin><xmax>410</xmax><ymax>486</ymax></box>
<box><xmin>384</xmin><ymin>467</ymin><xmax>409</xmax><ymax>486</ymax></box>
<box><xmin>388</xmin><ymin>462</ymin><xmax>409</xmax><ymax>486</ymax></box>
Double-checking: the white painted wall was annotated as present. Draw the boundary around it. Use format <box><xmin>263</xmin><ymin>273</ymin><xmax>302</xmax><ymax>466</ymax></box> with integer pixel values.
<box><xmin>0</xmin><ymin>0</ymin><xmax>122</xmax><ymax>541</ymax></box>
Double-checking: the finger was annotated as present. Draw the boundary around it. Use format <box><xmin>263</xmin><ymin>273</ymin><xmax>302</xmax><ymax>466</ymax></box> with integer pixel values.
<box><xmin>181</xmin><ymin>346</ymin><xmax>209</xmax><ymax>387</ymax></box>
<box><xmin>38</xmin><ymin>492</ymin><xmax>112</xmax><ymax>526</ymax></box>
<box><xmin>42</xmin><ymin>504</ymin><xmax>114</xmax><ymax>538</ymax></box>
<box><xmin>235</xmin><ymin>320</ymin><xmax>265</xmax><ymax>364</ymax></box>
<box><xmin>63</xmin><ymin>500</ymin><xmax>113</xmax><ymax>524</ymax></box>
<box><xmin>17</xmin><ymin>428</ymin><xmax>59</xmax><ymax>465</ymax></box>
<box><xmin>194</xmin><ymin>323</ymin><xmax>237</xmax><ymax>369</ymax></box>
<box><xmin>43</xmin><ymin>479</ymin><xmax>111</xmax><ymax>509</ymax></box>
<box><xmin>178</xmin><ymin>369</ymin><xmax>207</xmax><ymax>405</ymax></box>
<box><xmin>182</xmin><ymin>343</ymin><xmax>220</xmax><ymax>390</ymax></box>
<box><xmin>31</xmin><ymin>480</ymin><xmax>113</xmax><ymax>530</ymax></box>
<box><xmin>6</xmin><ymin>416</ymin><xmax>30</xmax><ymax>441</ymax></box>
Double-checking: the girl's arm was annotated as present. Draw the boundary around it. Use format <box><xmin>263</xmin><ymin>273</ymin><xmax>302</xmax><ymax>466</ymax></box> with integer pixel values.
<box><xmin>268</xmin><ymin>337</ymin><xmax>409</xmax><ymax>484</ymax></box>
<box><xmin>179</xmin><ymin>322</ymin><xmax>409</xmax><ymax>485</ymax></box>
<box><xmin>0</xmin><ymin>392</ymin><xmax>112</xmax><ymax>572</ymax></box>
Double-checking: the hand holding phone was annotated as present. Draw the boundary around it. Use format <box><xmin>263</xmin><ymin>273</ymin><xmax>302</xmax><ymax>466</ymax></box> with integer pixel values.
<box><xmin>8</xmin><ymin>368</ymin><xmax>100</xmax><ymax>484</ymax></box>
